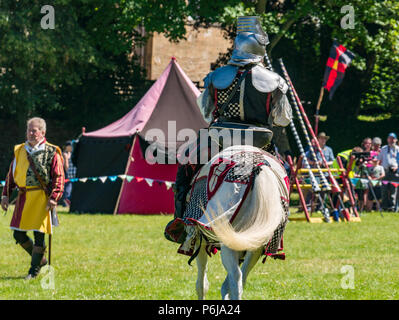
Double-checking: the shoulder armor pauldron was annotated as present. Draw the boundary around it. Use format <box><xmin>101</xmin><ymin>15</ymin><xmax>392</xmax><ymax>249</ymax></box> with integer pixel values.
<box><xmin>251</xmin><ymin>65</ymin><xmax>288</xmax><ymax>94</ymax></box>
<box><xmin>204</xmin><ymin>65</ymin><xmax>239</xmax><ymax>90</ymax></box>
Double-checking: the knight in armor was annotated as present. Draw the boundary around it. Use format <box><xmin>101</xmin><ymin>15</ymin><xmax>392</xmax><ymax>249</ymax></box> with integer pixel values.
<box><xmin>165</xmin><ymin>16</ymin><xmax>292</xmax><ymax>243</ymax></box>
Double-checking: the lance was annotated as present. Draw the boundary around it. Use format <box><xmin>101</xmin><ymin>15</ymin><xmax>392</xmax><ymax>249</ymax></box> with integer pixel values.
<box><xmin>279</xmin><ymin>59</ymin><xmax>354</xmax><ymax>221</ymax></box>
<box><xmin>278</xmin><ymin>58</ymin><xmax>341</xmax><ymax>194</ymax></box>
<box><xmin>288</xmin><ymin>119</ymin><xmax>332</xmax><ymax>220</ymax></box>
<box><xmin>263</xmin><ymin>54</ymin><xmax>320</xmax><ymax>191</ymax></box>
<box><xmin>278</xmin><ymin>59</ymin><xmax>331</xmax><ymax>193</ymax></box>
<box><xmin>263</xmin><ymin>54</ymin><xmax>330</xmax><ymax>221</ymax></box>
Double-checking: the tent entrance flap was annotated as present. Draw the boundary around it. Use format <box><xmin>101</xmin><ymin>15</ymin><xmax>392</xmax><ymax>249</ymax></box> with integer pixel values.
<box><xmin>70</xmin><ymin>136</ymin><xmax>133</xmax><ymax>214</ymax></box>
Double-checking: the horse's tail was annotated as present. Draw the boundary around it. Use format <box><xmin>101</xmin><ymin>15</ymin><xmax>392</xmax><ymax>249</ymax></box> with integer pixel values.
<box><xmin>203</xmin><ymin>166</ymin><xmax>284</xmax><ymax>252</ymax></box>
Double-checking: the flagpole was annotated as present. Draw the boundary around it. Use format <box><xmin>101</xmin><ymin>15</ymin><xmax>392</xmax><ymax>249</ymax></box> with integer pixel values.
<box><xmin>314</xmin><ymin>86</ymin><xmax>325</xmax><ymax>136</ymax></box>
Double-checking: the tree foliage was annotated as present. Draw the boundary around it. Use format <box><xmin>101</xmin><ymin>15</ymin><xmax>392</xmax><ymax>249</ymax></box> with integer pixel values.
<box><xmin>186</xmin><ymin>0</ymin><xmax>399</xmax><ymax>118</ymax></box>
<box><xmin>0</xmin><ymin>0</ymin><xmax>193</xmax><ymax>133</ymax></box>
<box><xmin>0</xmin><ymin>0</ymin><xmax>398</xmax><ymax>159</ymax></box>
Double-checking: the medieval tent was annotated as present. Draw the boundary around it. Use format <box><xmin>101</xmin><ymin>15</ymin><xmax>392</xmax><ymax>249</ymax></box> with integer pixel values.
<box><xmin>70</xmin><ymin>58</ymin><xmax>207</xmax><ymax>214</ymax></box>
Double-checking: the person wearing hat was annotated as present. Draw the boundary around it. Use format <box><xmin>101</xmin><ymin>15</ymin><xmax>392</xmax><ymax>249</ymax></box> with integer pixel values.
<box><xmin>377</xmin><ymin>132</ymin><xmax>399</xmax><ymax>210</ymax></box>
<box><xmin>305</xmin><ymin>132</ymin><xmax>334</xmax><ymax>168</ymax></box>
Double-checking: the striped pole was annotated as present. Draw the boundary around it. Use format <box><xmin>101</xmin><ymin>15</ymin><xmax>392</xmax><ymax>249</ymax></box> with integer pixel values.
<box><xmin>278</xmin><ymin>59</ymin><xmax>331</xmax><ymax>193</ymax></box>
<box><xmin>263</xmin><ymin>54</ymin><xmax>319</xmax><ymax>192</ymax></box>
<box><xmin>288</xmin><ymin>119</ymin><xmax>331</xmax><ymax>221</ymax></box>
<box><xmin>263</xmin><ymin>54</ymin><xmax>330</xmax><ymax>221</ymax></box>
<box><xmin>279</xmin><ymin>59</ymin><xmax>357</xmax><ymax>221</ymax></box>
<box><xmin>278</xmin><ymin>58</ymin><xmax>341</xmax><ymax>194</ymax></box>
<box><xmin>288</xmin><ymin>120</ymin><xmax>321</xmax><ymax>193</ymax></box>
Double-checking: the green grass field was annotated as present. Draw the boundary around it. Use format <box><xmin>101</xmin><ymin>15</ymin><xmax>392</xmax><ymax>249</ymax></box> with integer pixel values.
<box><xmin>0</xmin><ymin>208</ymin><xmax>398</xmax><ymax>300</ymax></box>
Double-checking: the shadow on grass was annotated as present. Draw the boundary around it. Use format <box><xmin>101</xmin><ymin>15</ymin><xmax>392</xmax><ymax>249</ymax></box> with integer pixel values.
<box><xmin>0</xmin><ymin>275</ymin><xmax>25</xmax><ymax>280</ymax></box>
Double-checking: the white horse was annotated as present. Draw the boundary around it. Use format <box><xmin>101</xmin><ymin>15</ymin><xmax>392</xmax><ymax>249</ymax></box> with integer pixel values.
<box><xmin>185</xmin><ymin>145</ymin><xmax>289</xmax><ymax>300</ymax></box>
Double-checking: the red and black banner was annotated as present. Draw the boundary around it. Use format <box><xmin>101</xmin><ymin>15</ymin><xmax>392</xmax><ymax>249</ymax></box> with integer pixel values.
<box><xmin>322</xmin><ymin>40</ymin><xmax>355</xmax><ymax>100</ymax></box>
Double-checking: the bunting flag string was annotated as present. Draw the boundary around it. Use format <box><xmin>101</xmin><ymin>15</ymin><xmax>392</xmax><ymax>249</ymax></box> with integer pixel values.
<box><xmin>99</xmin><ymin>176</ymin><xmax>108</xmax><ymax>183</ymax></box>
<box><xmin>1</xmin><ymin>176</ymin><xmax>398</xmax><ymax>189</ymax></box>
<box><xmin>0</xmin><ymin>176</ymin><xmax>390</xmax><ymax>189</ymax></box>
<box><xmin>0</xmin><ymin>174</ymin><xmax>176</xmax><ymax>190</ymax></box>
<box><xmin>1</xmin><ymin>176</ymin><xmax>398</xmax><ymax>196</ymax></box>
<box><xmin>1</xmin><ymin>176</ymin><xmax>398</xmax><ymax>190</ymax></box>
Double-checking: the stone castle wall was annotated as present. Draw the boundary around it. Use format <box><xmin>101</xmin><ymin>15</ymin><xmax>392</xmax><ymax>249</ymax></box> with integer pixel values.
<box><xmin>145</xmin><ymin>25</ymin><xmax>232</xmax><ymax>86</ymax></box>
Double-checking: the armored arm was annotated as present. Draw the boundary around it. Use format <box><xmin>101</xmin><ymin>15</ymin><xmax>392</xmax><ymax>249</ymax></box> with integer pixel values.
<box><xmin>251</xmin><ymin>64</ymin><xmax>292</xmax><ymax>127</ymax></box>
<box><xmin>196</xmin><ymin>86</ymin><xmax>214</xmax><ymax>124</ymax></box>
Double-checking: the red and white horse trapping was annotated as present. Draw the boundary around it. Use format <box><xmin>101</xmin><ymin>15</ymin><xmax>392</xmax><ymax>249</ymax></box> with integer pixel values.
<box><xmin>179</xmin><ymin>145</ymin><xmax>290</xmax><ymax>261</ymax></box>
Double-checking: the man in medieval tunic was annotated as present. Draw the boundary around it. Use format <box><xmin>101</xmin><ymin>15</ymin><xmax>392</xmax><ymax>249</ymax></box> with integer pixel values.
<box><xmin>165</xmin><ymin>16</ymin><xmax>292</xmax><ymax>243</ymax></box>
<box><xmin>1</xmin><ymin>117</ymin><xmax>64</xmax><ymax>279</ymax></box>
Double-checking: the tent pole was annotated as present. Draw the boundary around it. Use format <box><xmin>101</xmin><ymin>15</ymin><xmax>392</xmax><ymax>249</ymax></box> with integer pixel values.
<box><xmin>113</xmin><ymin>134</ymin><xmax>137</xmax><ymax>215</ymax></box>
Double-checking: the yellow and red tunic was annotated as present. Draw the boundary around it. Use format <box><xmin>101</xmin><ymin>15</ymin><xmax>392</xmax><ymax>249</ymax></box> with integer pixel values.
<box><xmin>2</xmin><ymin>139</ymin><xmax>64</xmax><ymax>234</ymax></box>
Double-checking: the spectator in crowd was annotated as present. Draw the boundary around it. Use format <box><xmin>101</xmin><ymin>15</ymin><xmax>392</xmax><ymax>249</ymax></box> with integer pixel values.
<box><xmin>377</xmin><ymin>132</ymin><xmax>399</xmax><ymax>211</ymax></box>
<box><xmin>62</xmin><ymin>141</ymin><xmax>76</xmax><ymax>207</ymax></box>
<box><xmin>332</xmin><ymin>146</ymin><xmax>362</xmax><ymax>178</ymax></box>
<box><xmin>302</xmin><ymin>133</ymin><xmax>334</xmax><ymax>213</ymax></box>
<box><xmin>361</xmin><ymin>137</ymin><xmax>372</xmax><ymax>152</ymax></box>
<box><xmin>361</xmin><ymin>137</ymin><xmax>374</xmax><ymax>169</ymax></box>
<box><xmin>353</xmin><ymin>150</ymin><xmax>371</xmax><ymax>212</ymax></box>
<box><xmin>371</xmin><ymin>137</ymin><xmax>382</xmax><ymax>156</ymax></box>
<box><xmin>366</xmin><ymin>156</ymin><xmax>385</xmax><ymax>211</ymax></box>
<box><xmin>305</xmin><ymin>132</ymin><xmax>334</xmax><ymax>168</ymax></box>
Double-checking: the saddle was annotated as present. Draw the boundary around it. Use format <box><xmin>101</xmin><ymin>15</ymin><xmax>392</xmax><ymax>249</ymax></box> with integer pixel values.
<box><xmin>208</xmin><ymin>121</ymin><xmax>274</xmax><ymax>150</ymax></box>
<box><xmin>185</xmin><ymin>121</ymin><xmax>274</xmax><ymax>166</ymax></box>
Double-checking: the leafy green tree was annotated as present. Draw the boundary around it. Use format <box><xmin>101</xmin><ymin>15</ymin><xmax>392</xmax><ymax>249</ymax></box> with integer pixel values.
<box><xmin>0</xmin><ymin>0</ymin><xmax>398</xmax><ymax>158</ymax></box>
<box><xmin>0</xmin><ymin>0</ymin><xmax>192</xmax><ymax>174</ymax></box>
<box><xmin>0</xmin><ymin>0</ymin><xmax>194</xmax><ymax>132</ymax></box>
<box><xmin>186</xmin><ymin>0</ymin><xmax>399</xmax><ymax>152</ymax></box>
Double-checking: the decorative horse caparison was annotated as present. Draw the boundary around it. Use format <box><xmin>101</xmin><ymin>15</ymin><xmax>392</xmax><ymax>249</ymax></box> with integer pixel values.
<box><xmin>182</xmin><ymin>145</ymin><xmax>289</xmax><ymax>300</ymax></box>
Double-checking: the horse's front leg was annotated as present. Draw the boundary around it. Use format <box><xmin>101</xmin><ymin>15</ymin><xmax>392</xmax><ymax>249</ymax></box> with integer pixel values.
<box><xmin>196</xmin><ymin>240</ymin><xmax>209</xmax><ymax>300</ymax></box>
<box><xmin>220</xmin><ymin>245</ymin><xmax>242</xmax><ymax>300</ymax></box>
